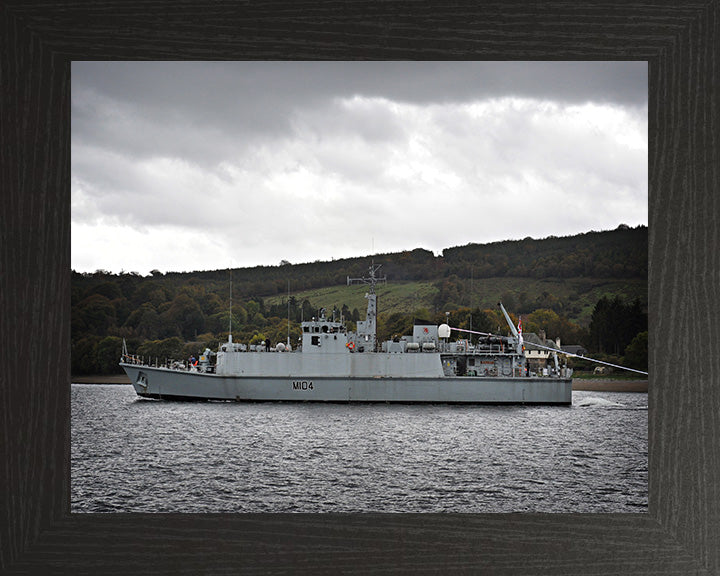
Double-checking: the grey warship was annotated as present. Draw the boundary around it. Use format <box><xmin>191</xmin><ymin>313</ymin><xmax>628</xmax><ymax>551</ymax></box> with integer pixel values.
<box><xmin>120</xmin><ymin>264</ymin><xmax>573</xmax><ymax>404</ymax></box>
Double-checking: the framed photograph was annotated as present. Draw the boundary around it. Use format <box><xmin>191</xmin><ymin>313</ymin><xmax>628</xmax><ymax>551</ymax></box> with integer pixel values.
<box><xmin>3</xmin><ymin>2</ymin><xmax>717</xmax><ymax>574</ymax></box>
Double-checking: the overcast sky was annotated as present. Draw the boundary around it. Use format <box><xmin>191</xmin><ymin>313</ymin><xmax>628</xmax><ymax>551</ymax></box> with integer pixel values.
<box><xmin>71</xmin><ymin>61</ymin><xmax>647</xmax><ymax>275</ymax></box>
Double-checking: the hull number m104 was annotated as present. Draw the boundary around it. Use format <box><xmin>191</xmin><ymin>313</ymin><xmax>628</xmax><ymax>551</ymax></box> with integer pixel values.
<box><xmin>292</xmin><ymin>380</ymin><xmax>314</xmax><ymax>391</ymax></box>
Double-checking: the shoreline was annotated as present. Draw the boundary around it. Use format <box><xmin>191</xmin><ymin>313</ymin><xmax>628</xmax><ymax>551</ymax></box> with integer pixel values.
<box><xmin>73</xmin><ymin>374</ymin><xmax>131</xmax><ymax>384</ymax></box>
<box><xmin>572</xmin><ymin>378</ymin><xmax>647</xmax><ymax>392</ymax></box>
<box><xmin>71</xmin><ymin>374</ymin><xmax>648</xmax><ymax>393</ymax></box>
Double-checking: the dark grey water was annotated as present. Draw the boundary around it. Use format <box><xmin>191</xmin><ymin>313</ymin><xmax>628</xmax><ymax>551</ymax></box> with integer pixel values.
<box><xmin>71</xmin><ymin>384</ymin><xmax>647</xmax><ymax>513</ymax></box>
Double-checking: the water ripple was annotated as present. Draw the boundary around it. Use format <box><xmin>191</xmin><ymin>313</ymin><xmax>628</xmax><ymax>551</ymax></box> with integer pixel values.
<box><xmin>72</xmin><ymin>385</ymin><xmax>647</xmax><ymax>513</ymax></box>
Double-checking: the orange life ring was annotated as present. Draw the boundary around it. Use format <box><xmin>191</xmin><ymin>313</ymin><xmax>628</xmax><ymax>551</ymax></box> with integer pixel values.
<box><xmin>347</xmin><ymin>341</ymin><xmax>355</xmax><ymax>350</ymax></box>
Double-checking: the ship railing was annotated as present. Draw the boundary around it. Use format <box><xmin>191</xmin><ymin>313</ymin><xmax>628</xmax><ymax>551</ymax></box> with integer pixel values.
<box><xmin>121</xmin><ymin>354</ymin><xmax>202</xmax><ymax>371</ymax></box>
<box><xmin>121</xmin><ymin>353</ymin><xmax>144</xmax><ymax>365</ymax></box>
<box><xmin>528</xmin><ymin>367</ymin><xmax>573</xmax><ymax>378</ymax></box>
<box><xmin>437</xmin><ymin>342</ymin><xmax>516</xmax><ymax>355</ymax></box>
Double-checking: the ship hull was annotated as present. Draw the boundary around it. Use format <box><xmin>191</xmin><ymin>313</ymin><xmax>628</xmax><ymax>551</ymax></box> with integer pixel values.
<box><xmin>121</xmin><ymin>363</ymin><xmax>572</xmax><ymax>405</ymax></box>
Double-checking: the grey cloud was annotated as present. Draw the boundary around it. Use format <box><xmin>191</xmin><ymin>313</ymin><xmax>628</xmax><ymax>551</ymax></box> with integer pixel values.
<box><xmin>72</xmin><ymin>61</ymin><xmax>647</xmax><ymax>181</ymax></box>
<box><xmin>73</xmin><ymin>61</ymin><xmax>647</xmax><ymax>138</ymax></box>
<box><xmin>71</xmin><ymin>61</ymin><xmax>647</xmax><ymax>273</ymax></box>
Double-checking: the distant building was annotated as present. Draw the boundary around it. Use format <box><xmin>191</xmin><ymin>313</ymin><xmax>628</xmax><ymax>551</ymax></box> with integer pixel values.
<box><xmin>522</xmin><ymin>330</ymin><xmax>561</xmax><ymax>373</ymax></box>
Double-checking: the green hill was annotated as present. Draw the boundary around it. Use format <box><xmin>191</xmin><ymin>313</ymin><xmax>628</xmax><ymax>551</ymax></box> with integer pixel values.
<box><xmin>265</xmin><ymin>276</ymin><xmax>646</xmax><ymax>328</ymax></box>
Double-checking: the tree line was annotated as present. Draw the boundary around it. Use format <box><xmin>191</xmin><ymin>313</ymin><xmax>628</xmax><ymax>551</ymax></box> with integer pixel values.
<box><xmin>85</xmin><ymin>225</ymin><xmax>645</xmax><ymax>298</ymax></box>
<box><xmin>72</xmin><ymin>289</ymin><xmax>647</xmax><ymax>376</ymax></box>
<box><xmin>442</xmin><ymin>225</ymin><xmax>647</xmax><ymax>280</ymax></box>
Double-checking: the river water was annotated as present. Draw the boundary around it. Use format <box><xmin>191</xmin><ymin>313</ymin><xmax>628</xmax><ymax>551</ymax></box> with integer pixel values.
<box><xmin>71</xmin><ymin>384</ymin><xmax>647</xmax><ymax>513</ymax></box>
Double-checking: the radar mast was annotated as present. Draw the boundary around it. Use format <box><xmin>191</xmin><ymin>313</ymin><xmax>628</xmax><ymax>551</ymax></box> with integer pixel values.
<box><xmin>347</xmin><ymin>261</ymin><xmax>386</xmax><ymax>294</ymax></box>
<box><xmin>347</xmin><ymin>261</ymin><xmax>387</xmax><ymax>351</ymax></box>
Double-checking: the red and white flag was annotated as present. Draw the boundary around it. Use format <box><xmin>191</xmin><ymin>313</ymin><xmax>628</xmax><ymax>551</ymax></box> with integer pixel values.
<box><xmin>517</xmin><ymin>317</ymin><xmax>523</xmax><ymax>345</ymax></box>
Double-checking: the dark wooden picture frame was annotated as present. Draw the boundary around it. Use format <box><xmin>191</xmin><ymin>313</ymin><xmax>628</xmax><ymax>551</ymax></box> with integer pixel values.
<box><xmin>2</xmin><ymin>2</ymin><xmax>718</xmax><ymax>574</ymax></box>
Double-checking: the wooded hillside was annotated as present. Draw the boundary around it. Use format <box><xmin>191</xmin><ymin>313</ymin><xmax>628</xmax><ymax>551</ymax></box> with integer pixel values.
<box><xmin>72</xmin><ymin>225</ymin><xmax>647</xmax><ymax>375</ymax></box>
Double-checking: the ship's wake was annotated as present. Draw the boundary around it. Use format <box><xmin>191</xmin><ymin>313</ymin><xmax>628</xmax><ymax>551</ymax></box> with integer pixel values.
<box><xmin>574</xmin><ymin>397</ymin><xmax>624</xmax><ymax>408</ymax></box>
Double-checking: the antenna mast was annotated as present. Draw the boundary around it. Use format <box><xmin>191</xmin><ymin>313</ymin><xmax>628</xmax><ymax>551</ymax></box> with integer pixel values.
<box><xmin>228</xmin><ymin>268</ymin><xmax>233</xmax><ymax>343</ymax></box>
<box><xmin>347</xmin><ymin>261</ymin><xmax>387</xmax><ymax>351</ymax></box>
<box><xmin>346</xmin><ymin>260</ymin><xmax>387</xmax><ymax>294</ymax></box>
